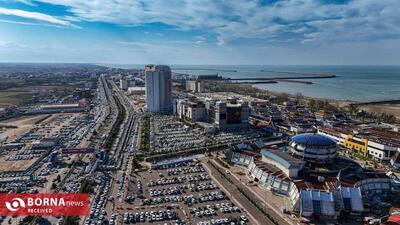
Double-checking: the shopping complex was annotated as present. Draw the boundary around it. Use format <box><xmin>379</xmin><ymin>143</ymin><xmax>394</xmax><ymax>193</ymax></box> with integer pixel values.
<box><xmin>226</xmin><ymin>133</ymin><xmax>400</xmax><ymax>219</ymax></box>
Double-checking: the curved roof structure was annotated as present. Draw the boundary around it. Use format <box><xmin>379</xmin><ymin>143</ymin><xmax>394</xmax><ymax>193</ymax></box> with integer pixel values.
<box><xmin>291</xmin><ymin>133</ymin><xmax>336</xmax><ymax>146</ymax></box>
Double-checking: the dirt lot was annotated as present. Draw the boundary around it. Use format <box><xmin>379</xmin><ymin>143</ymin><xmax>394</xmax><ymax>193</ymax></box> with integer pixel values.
<box><xmin>0</xmin><ymin>157</ymin><xmax>37</xmax><ymax>172</ymax></box>
<box><xmin>0</xmin><ymin>114</ymin><xmax>54</xmax><ymax>142</ymax></box>
<box><xmin>361</xmin><ymin>104</ymin><xmax>400</xmax><ymax>119</ymax></box>
<box><xmin>0</xmin><ymin>91</ymin><xmax>31</xmax><ymax>106</ymax></box>
<box><xmin>0</xmin><ymin>85</ymin><xmax>71</xmax><ymax>107</ymax></box>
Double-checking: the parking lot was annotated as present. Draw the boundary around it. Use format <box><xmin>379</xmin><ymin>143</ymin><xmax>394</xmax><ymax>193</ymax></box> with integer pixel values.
<box><xmin>0</xmin><ymin>113</ymin><xmax>82</xmax><ymax>177</ymax></box>
<box><xmin>104</xmin><ymin>159</ymin><xmax>252</xmax><ymax>225</ymax></box>
<box><xmin>208</xmin><ymin>129</ymin><xmax>265</xmax><ymax>145</ymax></box>
<box><xmin>151</xmin><ymin>115</ymin><xmax>206</xmax><ymax>153</ymax></box>
<box><xmin>150</xmin><ymin>115</ymin><xmax>266</xmax><ymax>155</ymax></box>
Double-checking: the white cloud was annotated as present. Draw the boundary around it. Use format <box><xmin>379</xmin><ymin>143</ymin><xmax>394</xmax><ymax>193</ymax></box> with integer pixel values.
<box><xmin>2</xmin><ymin>0</ymin><xmax>399</xmax><ymax>46</ymax></box>
<box><xmin>0</xmin><ymin>8</ymin><xmax>79</xmax><ymax>28</ymax></box>
<box><xmin>14</xmin><ymin>0</ymin><xmax>36</xmax><ymax>6</ymax></box>
<box><xmin>25</xmin><ymin>0</ymin><xmax>399</xmax><ymax>44</ymax></box>
<box><xmin>216</xmin><ymin>36</ymin><xmax>225</xmax><ymax>46</ymax></box>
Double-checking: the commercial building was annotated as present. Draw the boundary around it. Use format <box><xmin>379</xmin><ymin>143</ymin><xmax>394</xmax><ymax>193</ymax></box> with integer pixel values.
<box><xmin>260</xmin><ymin>148</ymin><xmax>305</xmax><ymax>178</ymax></box>
<box><xmin>185</xmin><ymin>80</ymin><xmax>204</xmax><ymax>93</ymax></box>
<box><xmin>145</xmin><ymin>65</ymin><xmax>172</xmax><ymax>113</ymax></box>
<box><xmin>29</xmin><ymin>103</ymin><xmax>86</xmax><ymax>114</ymax></box>
<box><xmin>317</xmin><ymin>125</ymin><xmax>400</xmax><ymax>160</ymax></box>
<box><xmin>127</xmin><ymin>87</ymin><xmax>145</xmax><ymax>95</ymax></box>
<box><xmin>174</xmin><ymin>95</ymin><xmax>250</xmax><ymax>130</ymax></box>
<box><xmin>289</xmin><ymin>133</ymin><xmax>337</xmax><ymax>164</ymax></box>
<box><xmin>176</xmin><ymin>99</ymin><xmax>206</xmax><ymax>122</ymax></box>
<box><xmin>196</xmin><ymin>74</ymin><xmax>222</xmax><ymax>80</ymax></box>
<box><xmin>226</xmin><ymin>133</ymin><xmax>400</xmax><ymax>219</ymax></box>
<box><xmin>120</xmin><ymin>78</ymin><xmax>129</xmax><ymax>91</ymax></box>
<box><xmin>205</xmin><ymin>97</ymin><xmax>250</xmax><ymax>130</ymax></box>
<box><xmin>35</xmin><ymin>137</ymin><xmax>59</xmax><ymax>147</ymax></box>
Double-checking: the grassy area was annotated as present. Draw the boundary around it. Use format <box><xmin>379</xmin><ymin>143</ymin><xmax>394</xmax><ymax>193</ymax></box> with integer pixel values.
<box><xmin>139</xmin><ymin>115</ymin><xmax>150</xmax><ymax>151</ymax></box>
<box><xmin>0</xmin><ymin>91</ymin><xmax>31</xmax><ymax>106</ymax></box>
<box><xmin>104</xmin><ymin>95</ymin><xmax>126</xmax><ymax>152</ymax></box>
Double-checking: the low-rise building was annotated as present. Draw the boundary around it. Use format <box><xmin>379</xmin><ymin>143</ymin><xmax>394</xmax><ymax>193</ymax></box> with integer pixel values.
<box><xmin>260</xmin><ymin>148</ymin><xmax>305</xmax><ymax>178</ymax></box>
<box><xmin>128</xmin><ymin>86</ymin><xmax>145</xmax><ymax>95</ymax></box>
<box><xmin>185</xmin><ymin>80</ymin><xmax>204</xmax><ymax>93</ymax></box>
<box><xmin>28</xmin><ymin>103</ymin><xmax>86</xmax><ymax>114</ymax></box>
<box><xmin>318</xmin><ymin>125</ymin><xmax>400</xmax><ymax>160</ymax></box>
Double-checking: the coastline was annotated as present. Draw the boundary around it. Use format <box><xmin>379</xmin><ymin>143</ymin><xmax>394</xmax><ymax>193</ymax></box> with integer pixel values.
<box><xmin>257</xmin><ymin>86</ymin><xmax>400</xmax><ymax>119</ymax></box>
<box><xmin>224</xmin><ymin>82</ymin><xmax>400</xmax><ymax>119</ymax></box>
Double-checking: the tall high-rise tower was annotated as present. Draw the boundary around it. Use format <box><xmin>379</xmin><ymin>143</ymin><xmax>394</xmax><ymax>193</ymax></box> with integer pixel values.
<box><xmin>145</xmin><ymin>65</ymin><xmax>172</xmax><ymax>113</ymax></box>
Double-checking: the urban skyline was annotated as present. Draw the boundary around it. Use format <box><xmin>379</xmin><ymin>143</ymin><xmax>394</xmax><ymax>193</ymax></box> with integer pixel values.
<box><xmin>0</xmin><ymin>62</ymin><xmax>399</xmax><ymax>225</ymax></box>
<box><xmin>0</xmin><ymin>1</ymin><xmax>400</xmax><ymax>224</ymax></box>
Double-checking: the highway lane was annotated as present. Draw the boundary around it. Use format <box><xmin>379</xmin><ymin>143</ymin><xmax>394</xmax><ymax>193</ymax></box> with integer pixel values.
<box><xmin>206</xmin><ymin>158</ymin><xmax>291</xmax><ymax>225</ymax></box>
<box><xmin>203</xmin><ymin>160</ymin><xmax>276</xmax><ymax>225</ymax></box>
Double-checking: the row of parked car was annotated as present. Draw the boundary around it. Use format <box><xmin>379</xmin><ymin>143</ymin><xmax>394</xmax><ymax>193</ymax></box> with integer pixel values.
<box><xmin>148</xmin><ymin>180</ymin><xmax>218</xmax><ymax>197</ymax></box>
<box><xmin>86</xmin><ymin>176</ymin><xmax>111</xmax><ymax>225</ymax></box>
<box><xmin>190</xmin><ymin>202</ymin><xmax>241</xmax><ymax>216</ymax></box>
<box><xmin>149</xmin><ymin>186</ymin><xmax>182</xmax><ymax>197</ymax></box>
<box><xmin>210</xmin><ymin>129</ymin><xmax>263</xmax><ymax>145</ymax></box>
<box><xmin>197</xmin><ymin>192</ymin><xmax>227</xmax><ymax>203</ymax></box>
<box><xmin>197</xmin><ymin>215</ymin><xmax>249</xmax><ymax>225</ymax></box>
<box><xmin>136</xmin><ymin>179</ymin><xmax>143</xmax><ymax>193</ymax></box>
<box><xmin>166</xmin><ymin>164</ymin><xmax>205</xmax><ymax>175</ymax></box>
<box><xmin>152</xmin><ymin>115</ymin><xmax>205</xmax><ymax>153</ymax></box>
<box><xmin>147</xmin><ymin>173</ymin><xmax>211</xmax><ymax>187</ymax></box>
<box><xmin>183</xmin><ymin>191</ymin><xmax>227</xmax><ymax>206</ymax></box>
<box><xmin>189</xmin><ymin>181</ymin><xmax>217</xmax><ymax>192</ymax></box>
<box><xmin>147</xmin><ymin>177</ymin><xmax>184</xmax><ymax>187</ymax></box>
<box><xmin>152</xmin><ymin>161</ymin><xmax>192</xmax><ymax>170</ymax></box>
<box><xmin>123</xmin><ymin>210</ymin><xmax>178</xmax><ymax>224</ymax></box>
<box><xmin>141</xmin><ymin>195</ymin><xmax>182</xmax><ymax>205</ymax></box>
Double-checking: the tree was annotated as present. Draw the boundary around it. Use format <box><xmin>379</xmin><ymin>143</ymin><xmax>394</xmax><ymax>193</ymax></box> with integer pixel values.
<box><xmin>19</xmin><ymin>216</ymin><xmax>34</xmax><ymax>225</ymax></box>
<box><xmin>347</xmin><ymin>104</ymin><xmax>359</xmax><ymax>116</ymax></box>
<box><xmin>308</xmin><ymin>99</ymin><xmax>316</xmax><ymax>111</ymax></box>
<box><xmin>357</xmin><ymin>110</ymin><xmax>368</xmax><ymax>122</ymax></box>
<box><xmin>64</xmin><ymin>217</ymin><xmax>80</xmax><ymax>225</ymax></box>
<box><xmin>80</xmin><ymin>178</ymin><xmax>94</xmax><ymax>193</ymax></box>
<box><xmin>316</xmin><ymin>100</ymin><xmax>326</xmax><ymax>111</ymax></box>
<box><xmin>295</xmin><ymin>93</ymin><xmax>303</xmax><ymax>104</ymax></box>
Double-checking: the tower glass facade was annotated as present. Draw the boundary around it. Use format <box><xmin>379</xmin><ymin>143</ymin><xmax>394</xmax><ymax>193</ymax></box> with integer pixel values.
<box><xmin>145</xmin><ymin>65</ymin><xmax>172</xmax><ymax>113</ymax></box>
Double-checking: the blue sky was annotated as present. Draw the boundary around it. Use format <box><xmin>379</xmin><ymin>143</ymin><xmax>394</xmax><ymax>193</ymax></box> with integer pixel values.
<box><xmin>0</xmin><ymin>0</ymin><xmax>399</xmax><ymax>65</ymax></box>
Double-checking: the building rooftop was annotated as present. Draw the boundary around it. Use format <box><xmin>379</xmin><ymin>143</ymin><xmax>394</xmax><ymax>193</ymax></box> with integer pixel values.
<box><xmin>40</xmin><ymin>103</ymin><xmax>80</xmax><ymax>109</ymax></box>
<box><xmin>128</xmin><ymin>87</ymin><xmax>145</xmax><ymax>91</ymax></box>
<box><xmin>319</xmin><ymin>125</ymin><xmax>400</xmax><ymax>148</ymax></box>
<box><xmin>145</xmin><ymin>64</ymin><xmax>170</xmax><ymax>72</ymax></box>
<box><xmin>291</xmin><ymin>133</ymin><xmax>336</xmax><ymax>146</ymax></box>
<box><xmin>232</xmin><ymin>149</ymin><xmax>261</xmax><ymax>159</ymax></box>
<box><xmin>253</xmin><ymin>159</ymin><xmax>290</xmax><ymax>181</ymax></box>
<box><xmin>261</xmin><ymin>148</ymin><xmax>305</xmax><ymax>169</ymax></box>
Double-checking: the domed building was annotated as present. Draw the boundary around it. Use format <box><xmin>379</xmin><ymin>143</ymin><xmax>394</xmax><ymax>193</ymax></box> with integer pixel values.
<box><xmin>289</xmin><ymin>133</ymin><xmax>337</xmax><ymax>164</ymax></box>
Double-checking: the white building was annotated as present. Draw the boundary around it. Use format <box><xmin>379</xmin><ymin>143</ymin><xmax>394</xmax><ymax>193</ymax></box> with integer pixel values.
<box><xmin>128</xmin><ymin>87</ymin><xmax>145</xmax><ymax>95</ymax></box>
<box><xmin>176</xmin><ymin>99</ymin><xmax>206</xmax><ymax>122</ymax></box>
<box><xmin>120</xmin><ymin>78</ymin><xmax>129</xmax><ymax>91</ymax></box>
<box><xmin>185</xmin><ymin>80</ymin><xmax>204</xmax><ymax>93</ymax></box>
<box><xmin>317</xmin><ymin>126</ymin><xmax>400</xmax><ymax>161</ymax></box>
<box><xmin>145</xmin><ymin>65</ymin><xmax>172</xmax><ymax>113</ymax></box>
